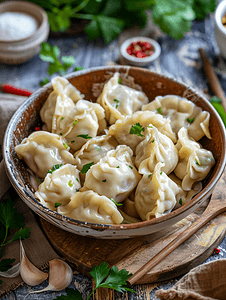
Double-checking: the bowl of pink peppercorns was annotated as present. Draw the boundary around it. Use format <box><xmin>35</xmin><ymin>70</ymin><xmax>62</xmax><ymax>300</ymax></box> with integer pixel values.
<box><xmin>120</xmin><ymin>36</ymin><xmax>161</xmax><ymax>67</ymax></box>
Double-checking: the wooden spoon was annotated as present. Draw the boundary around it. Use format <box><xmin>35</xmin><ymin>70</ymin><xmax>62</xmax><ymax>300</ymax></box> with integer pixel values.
<box><xmin>127</xmin><ymin>179</ymin><xmax>226</xmax><ymax>286</ymax></box>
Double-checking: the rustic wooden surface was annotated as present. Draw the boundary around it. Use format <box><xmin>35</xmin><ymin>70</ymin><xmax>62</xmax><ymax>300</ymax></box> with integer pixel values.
<box><xmin>1</xmin><ymin>11</ymin><xmax>226</xmax><ymax>300</ymax></box>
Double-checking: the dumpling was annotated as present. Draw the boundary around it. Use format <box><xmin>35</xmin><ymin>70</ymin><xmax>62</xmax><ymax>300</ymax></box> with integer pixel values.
<box><xmin>108</xmin><ymin>111</ymin><xmax>176</xmax><ymax>152</ymax></box>
<box><xmin>15</xmin><ymin>131</ymin><xmax>75</xmax><ymax>178</ymax></box>
<box><xmin>135</xmin><ymin>125</ymin><xmax>178</xmax><ymax>175</ymax></box>
<box><xmin>40</xmin><ymin>76</ymin><xmax>83</xmax><ymax>131</ymax></box>
<box><xmin>97</xmin><ymin>72</ymin><xmax>148</xmax><ymax>124</ymax></box>
<box><xmin>35</xmin><ymin>164</ymin><xmax>81</xmax><ymax>211</ymax></box>
<box><xmin>142</xmin><ymin>95</ymin><xmax>211</xmax><ymax>141</ymax></box>
<box><xmin>82</xmin><ymin>145</ymin><xmax>141</xmax><ymax>203</ymax></box>
<box><xmin>135</xmin><ymin>162</ymin><xmax>180</xmax><ymax>220</ymax></box>
<box><xmin>169</xmin><ymin>173</ymin><xmax>202</xmax><ymax>208</ymax></box>
<box><xmin>57</xmin><ymin>100</ymin><xmax>107</xmax><ymax>151</ymax></box>
<box><xmin>58</xmin><ymin>190</ymin><xmax>123</xmax><ymax>225</ymax></box>
<box><xmin>174</xmin><ymin>127</ymin><xmax>215</xmax><ymax>191</ymax></box>
<box><xmin>74</xmin><ymin>135</ymin><xmax>118</xmax><ymax>171</ymax></box>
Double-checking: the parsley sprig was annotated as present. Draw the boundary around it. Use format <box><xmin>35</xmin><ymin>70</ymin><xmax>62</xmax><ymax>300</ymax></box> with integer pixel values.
<box><xmin>130</xmin><ymin>123</ymin><xmax>145</xmax><ymax>137</ymax></box>
<box><xmin>210</xmin><ymin>96</ymin><xmax>226</xmax><ymax>128</ymax></box>
<box><xmin>81</xmin><ymin>161</ymin><xmax>95</xmax><ymax>174</ymax></box>
<box><xmin>0</xmin><ymin>198</ymin><xmax>30</xmax><ymax>271</ymax></box>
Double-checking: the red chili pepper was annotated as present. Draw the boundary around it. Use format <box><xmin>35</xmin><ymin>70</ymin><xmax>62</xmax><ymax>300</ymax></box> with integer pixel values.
<box><xmin>35</xmin><ymin>127</ymin><xmax>40</xmax><ymax>131</ymax></box>
<box><xmin>1</xmin><ymin>84</ymin><xmax>33</xmax><ymax>97</ymax></box>
<box><xmin>126</xmin><ymin>41</ymin><xmax>154</xmax><ymax>59</ymax></box>
<box><xmin>214</xmin><ymin>248</ymin><xmax>220</xmax><ymax>254</ymax></box>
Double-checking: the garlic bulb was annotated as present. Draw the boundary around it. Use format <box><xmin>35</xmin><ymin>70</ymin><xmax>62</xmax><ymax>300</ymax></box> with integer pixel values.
<box><xmin>20</xmin><ymin>240</ymin><xmax>48</xmax><ymax>286</ymax></box>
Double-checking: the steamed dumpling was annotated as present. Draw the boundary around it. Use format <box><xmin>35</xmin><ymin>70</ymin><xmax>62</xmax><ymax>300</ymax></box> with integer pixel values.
<box><xmin>58</xmin><ymin>99</ymin><xmax>107</xmax><ymax>151</ymax></box>
<box><xmin>74</xmin><ymin>135</ymin><xmax>118</xmax><ymax>171</ymax></box>
<box><xmin>108</xmin><ymin>111</ymin><xmax>176</xmax><ymax>152</ymax></box>
<box><xmin>97</xmin><ymin>72</ymin><xmax>148</xmax><ymax>124</ymax></box>
<box><xmin>174</xmin><ymin>127</ymin><xmax>215</xmax><ymax>191</ymax></box>
<box><xmin>142</xmin><ymin>95</ymin><xmax>211</xmax><ymax>140</ymax></box>
<box><xmin>135</xmin><ymin>125</ymin><xmax>178</xmax><ymax>175</ymax></box>
<box><xmin>35</xmin><ymin>164</ymin><xmax>81</xmax><ymax>210</ymax></box>
<box><xmin>135</xmin><ymin>162</ymin><xmax>180</xmax><ymax>220</ymax></box>
<box><xmin>15</xmin><ymin>131</ymin><xmax>75</xmax><ymax>178</ymax></box>
<box><xmin>40</xmin><ymin>76</ymin><xmax>83</xmax><ymax>131</ymax></box>
<box><xmin>58</xmin><ymin>190</ymin><xmax>123</xmax><ymax>224</ymax></box>
<box><xmin>82</xmin><ymin>145</ymin><xmax>141</xmax><ymax>203</ymax></box>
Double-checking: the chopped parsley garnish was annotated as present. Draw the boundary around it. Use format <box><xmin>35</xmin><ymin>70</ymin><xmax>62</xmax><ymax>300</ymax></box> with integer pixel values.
<box><xmin>76</xmin><ymin>178</ymin><xmax>80</xmax><ymax>182</ymax></box>
<box><xmin>73</xmin><ymin>120</ymin><xmax>78</xmax><ymax>125</ymax></box>
<box><xmin>54</xmin><ymin>202</ymin><xmax>62</xmax><ymax>208</ymax></box>
<box><xmin>151</xmin><ymin>139</ymin><xmax>154</xmax><ymax>143</ymax></box>
<box><xmin>63</xmin><ymin>143</ymin><xmax>68</xmax><ymax>149</ymax></box>
<box><xmin>61</xmin><ymin>117</ymin><xmax>64</xmax><ymax>120</ymax></box>
<box><xmin>77</xmin><ymin>134</ymin><xmax>92</xmax><ymax>139</ymax></box>
<box><xmin>160</xmin><ymin>172</ymin><xmax>162</xmax><ymax>175</ymax></box>
<box><xmin>129</xmin><ymin>123</ymin><xmax>145</xmax><ymax>137</ymax></box>
<box><xmin>157</xmin><ymin>107</ymin><xmax>162</xmax><ymax>114</ymax></box>
<box><xmin>148</xmin><ymin>125</ymin><xmax>153</xmax><ymax>128</ymax></box>
<box><xmin>129</xmin><ymin>166</ymin><xmax>133</xmax><ymax>169</ymax></box>
<box><xmin>179</xmin><ymin>198</ymin><xmax>182</xmax><ymax>205</ymax></box>
<box><xmin>76</xmin><ymin>188</ymin><xmax>79</xmax><ymax>192</ymax></box>
<box><xmin>68</xmin><ymin>180</ymin><xmax>73</xmax><ymax>187</ymax></box>
<box><xmin>116</xmin><ymin>166</ymin><xmax>120</xmax><ymax>168</ymax></box>
<box><xmin>195</xmin><ymin>159</ymin><xmax>201</xmax><ymax>166</ymax></box>
<box><xmin>96</xmin><ymin>146</ymin><xmax>101</xmax><ymax>152</ymax></box>
<box><xmin>110</xmin><ymin>198</ymin><xmax>123</xmax><ymax>206</ymax></box>
<box><xmin>81</xmin><ymin>161</ymin><xmax>95</xmax><ymax>174</ymax></box>
<box><xmin>114</xmin><ymin>99</ymin><xmax>119</xmax><ymax>108</ymax></box>
<box><xmin>187</xmin><ymin>117</ymin><xmax>195</xmax><ymax>124</ymax></box>
<box><xmin>102</xmin><ymin>179</ymin><xmax>106</xmax><ymax>182</ymax></box>
<box><xmin>118</xmin><ymin>78</ymin><xmax>121</xmax><ymax>84</ymax></box>
<box><xmin>60</xmin><ymin>133</ymin><xmax>62</xmax><ymax>136</ymax></box>
<box><xmin>148</xmin><ymin>173</ymin><xmax>152</xmax><ymax>178</ymax></box>
<box><xmin>47</xmin><ymin>164</ymin><xmax>63</xmax><ymax>174</ymax></box>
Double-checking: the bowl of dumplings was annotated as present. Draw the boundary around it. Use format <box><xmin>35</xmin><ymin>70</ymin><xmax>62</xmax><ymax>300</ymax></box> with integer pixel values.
<box><xmin>3</xmin><ymin>66</ymin><xmax>226</xmax><ymax>239</ymax></box>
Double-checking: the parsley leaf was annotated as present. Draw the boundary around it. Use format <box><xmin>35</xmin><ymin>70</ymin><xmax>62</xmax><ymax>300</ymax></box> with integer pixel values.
<box><xmin>74</xmin><ymin>66</ymin><xmax>84</xmax><ymax>71</ymax></box>
<box><xmin>81</xmin><ymin>162</ymin><xmax>95</xmax><ymax>174</ymax></box>
<box><xmin>0</xmin><ymin>258</ymin><xmax>15</xmax><ymax>272</ymax></box>
<box><xmin>114</xmin><ymin>99</ymin><xmax>119</xmax><ymax>108</ymax></box>
<box><xmin>39</xmin><ymin>77</ymin><xmax>50</xmax><ymax>87</ymax></box>
<box><xmin>187</xmin><ymin>117</ymin><xmax>195</xmax><ymax>124</ymax></box>
<box><xmin>157</xmin><ymin>107</ymin><xmax>162</xmax><ymax>114</ymax></box>
<box><xmin>195</xmin><ymin>159</ymin><xmax>201</xmax><ymax>166</ymax></box>
<box><xmin>192</xmin><ymin>0</ymin><xmax>216</xmax><ymax>20</ymax></box>
<box><xmin>210</xmin><ymin>96</ymin><xmax>226</xmax><ymax>127</ymax></box>
<box><xmin>179</xmin><ymin>198</ymin><xmax>182</xmax><ymax>205</ymax></box>
<box><xmin>77</xmin><ymin>134</ymin><xmax>92</xmax><ymax>139</ymax></box>
<box><xmin>54</xmin><ymin>288</ymin><xmax>83</xmax><ymax>300</ymax></box>
<box><xmin>68</xmin><ymin>180</ymin><xmax>73</xmax><ymax>187</ymax></box>
<box><xmin>9</xmin><ymin>228</ymin><xmax>30</xmax><ymax>243</ymax></box>
<box><xmin>47</xmin><ymin>164</ymin><xmax>63</xmax><ymax>174</ymax></box>
<box><xmin>88</xmin><ymin>262</ymin><xmax>135</xmax><ymax>299</ymax></box>
<box><xmin>54</xmin><ymin>203</ymin><xmax>62</xmax><ymax>208</ymax></box>
<box><xmin>130</xmin><ymin>123</ymin><xmax>145</xmax><ymax>137</ymax></box>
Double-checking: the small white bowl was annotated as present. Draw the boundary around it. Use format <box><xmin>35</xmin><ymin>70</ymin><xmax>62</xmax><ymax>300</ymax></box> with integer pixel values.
<box><xmin>215</xmin><ymin>0</ymin><xmax>226</xmax><ymax>59</ymax></box>
<box><xmin>0</xmin><ymin>1</ymin><xmax>49</xmax><ymax>65</ymax></box>
<box><xmin>120</xmin><ymin>37</ymin><xmax>161</xmax><ymax>67</ymax></box>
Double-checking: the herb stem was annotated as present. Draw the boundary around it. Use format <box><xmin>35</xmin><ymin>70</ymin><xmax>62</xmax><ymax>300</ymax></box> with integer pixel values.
<box><xmin>73</xmin><ymin>13</ymin><xmax>95</xmax><ymax>20</ymax></box>
<box><xmin>1</xmin><ymin>226</ymin><xmax>8</xmax><ymax>248</ymax></box>
<box><xmin>73</xmin><ymin>0</ymin><xmax>91</xmax><ymax>13</ymax></box>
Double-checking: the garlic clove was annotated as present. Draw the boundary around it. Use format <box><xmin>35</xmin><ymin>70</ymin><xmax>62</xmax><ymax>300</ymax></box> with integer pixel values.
<box><xmin>20</xmin><ymin>240</ymin><xmax>48</xmax><ymax>286</ymax></box>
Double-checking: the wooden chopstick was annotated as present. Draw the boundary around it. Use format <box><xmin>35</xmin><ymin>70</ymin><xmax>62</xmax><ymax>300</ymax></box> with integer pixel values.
<box><xmin>199</xmin><ymin>48</ymin><xmax>226</xmax><ymax>112</ymax></box>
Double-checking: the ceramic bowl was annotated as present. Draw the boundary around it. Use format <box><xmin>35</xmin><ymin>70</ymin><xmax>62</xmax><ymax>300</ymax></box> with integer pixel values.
<box><xmin>120</xmin><ymin>37</ymin><xmax>161</xmax><ymax>67</ymax></box>
<box><xmin>215</xmin><ymin>0</ymin><xmax>226</xmax><ymax>59</ymax></box>
<box><xmin>3</xmin><ymin>66</ymin><xmax>226</xmax><ymax>239</ymax></box>
<box><xmin>0</xmin><ymin>1</ymin><xmax>49</xmax><ymax>64</ymax></box>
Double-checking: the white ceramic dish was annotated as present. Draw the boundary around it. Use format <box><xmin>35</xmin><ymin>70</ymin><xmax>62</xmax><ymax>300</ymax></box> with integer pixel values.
<box><xmin>215</xmin><ymin>0</ymin><xmax>226</xmax><ymax>59</ymax></box>
<box><xmin>0</xmin><ymin>1</ymin><xmax>49</xmax><ymax>64</ymax></box>
<box><xmin>3</xmin><ymin>66</ymin><xmax>226</xmax><ymax>239</ymax></box>
<box><xmin>120</xmin><ymin>37</ymin><xmax>161</xmax><ymax>67</ymax></box>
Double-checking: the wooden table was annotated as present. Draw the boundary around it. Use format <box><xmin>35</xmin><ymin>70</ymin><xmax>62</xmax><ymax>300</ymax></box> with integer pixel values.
<box><xmin>1</xmin><ymin>13</ymin><xmax>226</xmax><ymax>300</ymax></box>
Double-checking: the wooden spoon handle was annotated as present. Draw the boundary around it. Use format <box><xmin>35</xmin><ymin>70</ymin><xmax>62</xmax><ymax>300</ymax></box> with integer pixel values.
<box><xmin>127</xmin><ymin>200</ymin><xmax>226</xmax><ymax>286</ymax></box>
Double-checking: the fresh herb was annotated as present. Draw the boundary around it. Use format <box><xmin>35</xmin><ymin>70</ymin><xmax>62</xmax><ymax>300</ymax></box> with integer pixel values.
<box><xmin>0</xmin><ymin>198</ymin><xmax>30</xmax><ymax>262</ymax></box>
<box><xmin>76</xmin><ymin>178</ymin><xmax>80</xmax><ymax>182</ymax></box>
<box><xmin>210</xmin><ymin>96</ymin><xmax>226</xmax><ymax>128</ymax></box>
<box><xmin>129</xmin><ymin>123</ymin><xmax>145</xmax><ymax>137</ymax></box>
<box><xmin>74</xmin><ymin>66</ymin><xmax>84</xmax><ymax>71</ymax></box>
<box><xmin>179</xmin><ymin>198</ymin><xmax>182</xmax><ymax>205</ymax></box>
<box><xmin>157</xmin><ymin>107</ymin><xmax>162</xmax><ymax>115</ymax></box>
<box><xmin>187</xmin><ymin>117</ymin><xmax>195</xmax><ymax>124</ymax></box>
<box><xmin>73</xmin><ymin>120</ymin><xmax>78</xmax><ymax>125</ymax></box>
<box><xmin>0</xmin><ymin>280</ymin><xmax>2</xmax><ymax>284</ymax></box>
<box><xmin>40</xmin><ymin>77</ymin><xmax>49</xmax><ymax>86</ymax></box>
<box><xmin>160</xmin><ymin>172</ymin><xmax>162</xmax><ymax>175</ymax></box>
<box><xmin>129</xmin><ymin>166</ymin><xmax>133</xmax><ymax>169</ymax></box>
<box><xmin>60</xmin><ymin>133</ymin><xmax>63</xmax><ymax>136</ymax></box>
<box><xmin>87</xmin><ymin>262</ymin><xmax>134</xmax><ymax>299</ymax></box>
<box><xmin>54</xmin><ymin>288</ymin><xmax>83</xmax><ymax>300</ymax></box>
<box><xmin>76</xmin><ymin>188</ymin><xmax>79</xmax><ymax>192</ymax></box>
<box><xmin>195</xmin><ymin>159</ymin><xmax>201</xmax><ymax>166</ymax></box>
<box><xmin>114</xmin><ymin>99</ymin><xmax>119</xmax><ymax>108</ymax></box>
<box><xmin>70</xmin><ymin>141</ymin><xmax>75</xmax><ymax>144</ymax></box>
<box><xmin>47</xmin><ymin>164</ymin><xmax>63</xmax><ymax>174</ymax></box>
<box><xmin>68</xmin><ymin>180</ymin><xmax>73</xmax><ymax>187</ymax></box>
<box><xmin>0</xmin><ymin>258</ymin><xmax>16</xmax><ymax>272</ymax></box>
<box><xmin>96</xmin><ymin>146</ymin><xmax>101</xmax><ymax>152</ymax></box>
<box><xmin>151</xmin><ymin>139</ymin><xmax>154</xmax><ymax>143</ymax></box>
<box><xmin>110</xmin><ymin>198</ymin><xmax>123</xmax><ymax>206</ymax></box>
<box><xmin>81</xmin><ymin>162</ymin><xmax>95</xmax><ymax>174</ymax></box>
<box><xmin>148</xmin><ymin>125</ymin><xmax>153</xmax><ymax>128</ymax></box>
<box><xmin>61</xmin><ymin>117</ymin><xmax>65</xmax><ymax>120</ymax></box>
<box><xmin>77</xmin><ymin>134</ymin><xmax>92</xmax><ymax>139</ymax></box>
<box><xmin>118</xmin><ymin>78</ymin><xmax>122</xmax><ymax>84</ymax></box>
<box><xmin>54</xmin><ymin>203</ymin><xmax>62</xmax><ymax>208</ymax></box>
<box><xmin>63</xmin><ymin>143</ymin><xmax>69</xmax><ymax>149</ymax></box>
<box><xmin>148</xmin><ymin>173</ymin><xmax>152</xmax><ymax>178</ymax></box>
<box><xmin>102</xmin><ymin>179</ymin><xmax>106</xmax><ymax>182</ymax></box>
<box><xmin>116</xmin><ymin>166</ymin><xmax>120</xmax><ymax>168</ymax></box>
